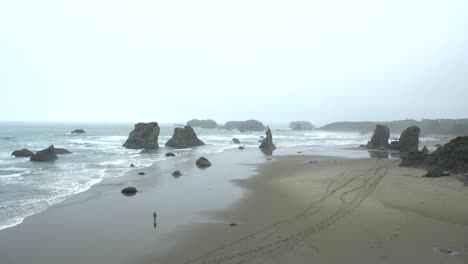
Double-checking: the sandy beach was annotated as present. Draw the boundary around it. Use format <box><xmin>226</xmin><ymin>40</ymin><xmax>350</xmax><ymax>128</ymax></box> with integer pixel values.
<box><xmin>1</xmin><ymin>146</ymin><xmax>467</xmax><ymax>264</ymax></box>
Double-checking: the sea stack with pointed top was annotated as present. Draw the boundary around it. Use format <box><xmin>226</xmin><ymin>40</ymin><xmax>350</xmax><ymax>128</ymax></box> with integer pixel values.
<box><xmin>123</xmin><ymin>122</ymin><xmax>160</xmax><ymax>149</ymax></box>
<box><xmin>30</xmin><ymin>145</ymin><xmax>58</xmax><ymax>162</ymax></box>
<box><xmin>259</xmin><ymin>128</ymin><xmax>276</xmax><ymax>150</ymax></box>
<box><xmin>366</xmin><ymin>125</ymin><xmax>390</xmax><ymax>149</ymax></box>
<box><xmin>165</xmin><ymin>126</ymin><xmax>205</xmax><ymax>148</ymax></box>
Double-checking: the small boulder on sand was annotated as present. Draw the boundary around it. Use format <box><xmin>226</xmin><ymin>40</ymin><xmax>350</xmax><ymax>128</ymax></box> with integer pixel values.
<box><xmin>196</xmin><ymin>157</ymin><xmax>211</xmax><ymax>168</ymax></box>
<box><xmin>172</xmin><ymin>170</ymin><xmax>182</xmax><ymax>177</ymax></box>
<box><xmin>121</xmin><ymin>187</ymin><xmax>138</xmax><ymax>195</ymax></box>
<box><xmin>232</xmin><ymin>138</ymin><xmax>240</xmax><ymax>144</ymax></box>
<box><xmin>71</xmin><ymin>129</ymin><xmax>86</xmax><ymax>134</ymax></box>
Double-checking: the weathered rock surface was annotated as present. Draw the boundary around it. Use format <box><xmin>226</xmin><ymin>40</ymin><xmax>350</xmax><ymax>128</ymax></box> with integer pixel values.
<box><xmin>11</xmin><ymin>149</ymin><xmax>34</xmax><ymax>157</ymax></box>
<box><xmin>186</xmin><ymin>119</ymin><xmax>218</xmax><ymax>129</ymax></box>
<box><xmin>259</xmin><ymin>128</ymin><xmax>276</xmax><ymax>150</ymax></box>
<box><xmin>399</xmin><ymin>126</ymin><xmax>420</xmax><ymax>155</ymax></box>
<box><xmin>54</xmin><ymin>148</ymin><xmax>72</xmax><ymax>155</ymax></box>
<box><xmin>71</xmin><ymin>129</ymin><xmax>86</xmax><ymax>134</ymax></box>
<box><xmin>366</xmin><ymin>125</ymin><xmax>390</xmax><ymax>149</ymax></box>
<box><xmin>30</xmin><ymin>145</ymin><xmax>58</xmax><ymax>162</ymax></box>
<box><xmin>223</xmin><ymin>120</ymin><xmax>265</xmax><ymax>132</ymax></box>
<box><xmin>196</xmin><ymin>157</ymin><xmax>211</xmax><ymax>168</ymax></box>
<box><xmin>289</xmin><ymin>121</ymin><xmax>315</xmax><ymax>131</ymax></box>
<box><xmin>121</xmin><ymin>187</ymin><xmax>138</xmax><ymax>195</ymax></box>
<box><xmin>123</xmin><ymin>122</ymin><xmax>160</xmax><ymax>149</ymax></box>
<box><xmin>400</xmin><ymin>136</ymin><xmax>468</xmax><ymax>177</ymax></box>
<box><xmin>232</xmin><ymin>138</ymin><xmax>240</xmax><ymax>144</ymax></box>
<box><xmin>165</xmin><ymin>126</ymin><xmax>205</xmax><ymax>148</ymax></box>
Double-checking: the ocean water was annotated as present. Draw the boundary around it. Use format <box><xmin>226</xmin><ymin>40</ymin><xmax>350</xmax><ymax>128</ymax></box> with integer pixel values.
<box><xmin>0</xmin><ymin>121</ymin><xmax>390</xmax><ymax>231</ymax></box>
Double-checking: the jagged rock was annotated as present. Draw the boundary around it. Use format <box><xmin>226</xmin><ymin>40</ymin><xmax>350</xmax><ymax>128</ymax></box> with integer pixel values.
<box><xmin>71</xmin><ymin>129</ymin><xmax>86</xmax><ymax>134</ymax></box>
<box><xmin>390</xmin><ymin>141</ymin><xmax>400</xmax><ymax>151</ymax></box>
<box><xmin>232</xmin><ymin>138</ymin><xmax>240</xmax><ymax>144</ymax></box>
<box><xmin>123</xmin><ymin>122</ymin><xmax>160</xmax><ymax>149</ymax></box>
<box><xmin>366</xmin><ymin>125</ymin><xmax>390</xmax><ymax>149</ymax></box>
<box><xmin>54</xmin><ymin>148</ymin><xmax>72</xmax><ymax>155</ymax></box>
<box><xmin>421</xmin><ymin>146</ymin><xmax>429</xmax><ymax>155</ymax></box>
<box><xmin>11</xmin><ymin>149</ymin><xmax>34</xmax><ymax>157</ymax></box>
<box><xmin>401</xmin><ymin>136</ymin><xmax>468</xmax><ymax>177</ymax></box>
<box><xmin>165</xmin><ymin>152</ymin><xmax>176</xmax><ymax>157</ymax></box>
<box><xmin>172</xmin><ymin>170</ymin><xmax>182</xmax><ymax>177</ymax></box>
<box><xmin>186</xmin><ymin>119</ymin><xmax>218</xmax><ymax>129</ymax></box>
<box><xmin>289</xmin><ymin>121</ymin><xmax>314</xmax><ymax>131</ymax></box>
<box><xmin>259</xmin><ymin>128</ymin><xmax>276</xmax><ymax>150</ymax></box>
<box><xmin>30</xmin><ymin>145</ymin><xmax>58</xmax><ymax>162</ymax></box>
<box><xmin>223</xmin><ymin>120</ymin><xmax>265</xmax><ymax>131</ymax></box>
<box><xmin>399</xmin><ymin>126</ymin><xmax>420</xmax><ymax>156</ymax></box>
<box><xmin>130</xmin><ymin>164</ymin><xmax>135</xmax><ymax>167</ymax></box>
<box><xmin>165</xmin><ymin>126</ymin><xmax>205</xmax><ymax>148</ymax></box>
<box><xmin>239</xmin><ymin>146</ymin><xmax>245</xmax><ymax>150</ymax></box>
<box><xmin>121</xmin><ymin>187</ymin><xmax>138</xmax><ymax>195</ymax></box>
<box><xmin>196</xmin><ymin>157</ymin><xmax>211</xmax><ymax>168</ymax></box>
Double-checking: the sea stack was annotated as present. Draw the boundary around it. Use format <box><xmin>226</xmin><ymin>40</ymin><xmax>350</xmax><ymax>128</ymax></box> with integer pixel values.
<box><xmin>289</xmin><ymin>121</ymin><xmax>314</xmax><ymax>131</ymax></box>
<box><xmin>30</xmin><ymin>145</ymin><xmax>58</xmax><ymax>162</ymax></box>
<box><xmin>11</xmin><ymin>149</ymin><xmax>34</xmax><ymax>157</ymax></box>
<box><xmin>398</xmin><ymin>126</ymin><xmax>421</xmax><ymax>156</ymax></box>
<box><xmin>366</xmin><ymin>125</ymin><xmax>390</xmax><ymax>149</ymax></box>
<box><xmin>165</xmin><ymin>126</ymin><xmax>205</xmax><ymax>148</ymax></box>
<box><xmin>259</xmin><ymin>128</ymin><xmax>276</xmax><ymax>150</ymax></box>
<box><xmin>123</xmin><ymin>122</ymin><xmax>160</xmax><ymax>149</ymax></box>
<box><xmin>71</xmin><ymin>129</ymin><xmax>86</xmax><ymax>134</ymax></box>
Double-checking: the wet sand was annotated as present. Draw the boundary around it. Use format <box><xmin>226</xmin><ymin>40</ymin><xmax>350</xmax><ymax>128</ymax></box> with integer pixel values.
<box><xmin>1</xmin><ymin>148</ymin><xmax>467</xmax><ymax>264</ymax></box>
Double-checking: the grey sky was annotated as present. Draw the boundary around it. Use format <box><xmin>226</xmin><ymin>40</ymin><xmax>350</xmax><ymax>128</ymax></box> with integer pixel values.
<box><xmin>1</xmin><ymin>0</ymin><xmax>467</xmax><ymax>125</ymax></box>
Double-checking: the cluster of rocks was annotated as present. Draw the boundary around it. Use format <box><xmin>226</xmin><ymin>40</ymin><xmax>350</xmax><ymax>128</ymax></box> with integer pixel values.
<box><xmin>365</xmin><ymin>125</ymin><xmax>390</xmax><ymax>149</ymax></box>
<box><xmin>400</xmin><ymin>136</ymin><xmax>468</xmax><ymax>177</ymax></box>
<box><xmin>186</xmin><ymin>119</ymin><xmax>218</xmax><ymax>129</ymax></box>
<box><xmin>12</xmin><ymin>145</ymin><xmax>72</xmax><ymax>162</ymax></box>
<box><xmin>222</xmin><ymin>120</ymin><xmax>265</xmax><ymax>132</ymax></box>
<box><xmin>289</xmin><ymin>121</ymin><xmax>315</xmax><ymax>131</ymax></box>
<box><xmin>362</xmin><ymin>125</ymin><xmax>421</xmax><ymax>156</ymax></box>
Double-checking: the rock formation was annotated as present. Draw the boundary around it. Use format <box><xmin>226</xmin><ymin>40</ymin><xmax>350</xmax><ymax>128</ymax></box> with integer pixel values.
<box><xmin>172</xmin><ymin>170</ymin><xmax>182</xmax><ymax>177</ymax></box>
<box><xmin>222</xmin><ymin>120</ymin><xmax>265</xmax><ymax>132</ymax></box>
<box><xmin>165</xmin><ymin>152</ymin><xmax>176</xmax><ymax>157</ymax></box>
<box><xmin>366</xmin><ymin>125</ymin><xmax>390</xmax><ymax>149</ymax></box>
<box><xmin>71</xmin><ymin>129</ymin><xmax>86</xmax><ymax>134</ymax></box>
<box><xmin>232</xmin><ymin>138</ymin><xmax>240</xmax><ymax>144</ymax></box>
<box><xmin>400</xmin><ymin>136</ymin><xmax>468</xmax><ymax>177</ymax></box>
<box><xmin>398</xmin><ymin>126</ymin><xmax>420</xmax><ymax>156</ymax></box>
<box><xmin>165</xmin><ymin>126</ymin><xmax>205</xmax><ymax>148</ymax></box>
<box><xmin>196</xmin><ymin>157</ymin><xmax>211</xmax><ymax>168</ymax></box>
<box><xmin>123</xmin><ymin>122</ymin><xmax>160</xmax><ymax>149</ymax></box>
<box><xmin>30</xmin><ymin>145</ymin><xmax>58</xmax><ymax>162</ymax></box>
<box><xmin>11</xmin><ymin>149</ymin><xmax>34</xmax><ymax>157</ymax></box>
<box><xmin>186</xmin><ymin>119</ymin><xmax>218</xmax><ymax>129</ymax></box>
<box><xmin>121</xmin><ymin>187</ymin><xmax>138</xmax><ymax>195</ymax></box>
<box><xmin>289</xmin><ymin>121</ymin><xmax>315</xmax><ymax>131</ymax></box>
<box><xmin>259</xmin><ymin>128</ymin><xmax>276</xmax><ymax>150</ymax></box>
<box><xmin>54</xmin><ymin>148</ymin><xmax>72</xmax><ymax>155</ymax></box>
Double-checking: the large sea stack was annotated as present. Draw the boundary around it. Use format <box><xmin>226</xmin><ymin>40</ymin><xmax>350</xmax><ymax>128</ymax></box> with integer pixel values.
<box><xmin>30</xmin><ymin>145</ymin><xmax>58</xmax><ymax>162</ymax></box>
<box><xmin>186</xmin><ymin>119</ymin><xmax>218</xmax><ymax>129</ymax></box>
<box><xmin>289</xmin><ymin>121</ymin><xmax>314</xmax><ymax>131</ymax></box>
<box><xmin>165</xmin><ymin>126</ymin><xmax>205</xmax><ymax>148</ymax></box>
<box><xmin>398</xmin><ymin>126</ymin><xmax>421</xmax><ymax>156</ymax></box>
<box><xmin>123</xmin><ymin>122</ymin><xmax>160</xmax><ymax>149</ymax></box>
<box><xmin>259</xmin><ymin>128</ymin><xmax>276</xmax><ymax>150</ymax></box>
<box><xmin>366</xmin><ymin>125</ymin><xmax>390</xmax><ymax>149</ymax></box>
<box><xmin>223</xmin><ymin>120</ymin><xmax>265</xmax><ymax>132</ymax></box>
<box><xmin>400</xmin><ymin>136</ymin><xmax>468</xmax><ymax>177</ymax></box>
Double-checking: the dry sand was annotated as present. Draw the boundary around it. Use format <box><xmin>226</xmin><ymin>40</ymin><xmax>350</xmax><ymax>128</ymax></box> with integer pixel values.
<box><xmin>150</xmin><ymin>157</ymin><xmax>468</xmax><ymax>264</ymax></box>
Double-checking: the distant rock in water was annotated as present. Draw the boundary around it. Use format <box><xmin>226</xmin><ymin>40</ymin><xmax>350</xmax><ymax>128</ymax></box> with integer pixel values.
<box><xmin>186</xmin><ymin>119</ymin><xmax>218</xmax><ymax>129</ymax></box>
<box><xmin>11</xmin><ymin>149</ymin><xmax>34</xmax><ymax>157</ymax></box>
<box><xmin>54</xmin><ymin>148</ymin><xmax>72</xmax><ymax>155</ymax></box>
<box><xmin>399</xmin><ymin>126</ymin><xmax>420</xmax><ymax>156</ymax></box>
<box><xmin>123</xmin><ymin>122</ymin><xmax>160</xmax><ymax>149</ymax></box>
<box><xmin>400</xmin><ymin>136</ymin><xmax>468</xmax><ymax>177</ymax></box>
<box><xmin>165</xmin><ymin>152</ymin><xmax>176</xmax><ymax>157</ymax></box>
<box><xmin>259</xmin><ymin>128</ymin><xmax>276</xmax><ymax>150</ymax></box>
<box><xmin>289</xmin><ymin>121</ymin><xmax>315</xmax><ymax>131</ymax></box>
<box><xmin>222</xmin><ymin>120</ymin><xmax>265</xmax><ymax>132</ymax></box>
<box><xmin>165</xmin><ymin>126</ymin><xmax>205</xmax><ymax>148</ymax></box>
<box><xmin>366</xmin><ymin>125</ymin><xmax>390</xmax><ymax>150</ymax></box>
<box><xmin>121</xmin><ymin>187</ymin><xmax>138</xmax><ymax>195</ymax></box>
<box><xmin>196</xmin><ymin>157</ymin><xmax>211</xmax><ymax>168</ymax></box>
<box><xmin>239</xmin><ymin>146</ymin><xmax>245</xmax><ymax>150</ymax></box>
<box><xmin>71</xmin><ymin>129</ymin><xmax>86</xmax><ymax>134</ymax></box>
<box><xmin>172</xmin><ymin>170</ymin><xmax>182</xmax><ymax>177</ymax></box>
<box><xmin>30</xmin><ymin>145</ymin><xmax>58</xmax><ymax>162</ymax></box>
<box><xmin>232</xmin><ymin>138</ymin><xmax>240</xmax><ymax>144</ymax></box>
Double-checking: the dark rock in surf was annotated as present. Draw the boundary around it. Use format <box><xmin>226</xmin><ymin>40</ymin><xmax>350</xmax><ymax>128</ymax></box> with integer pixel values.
<box><xmin>165</xmin><ymin>126</ymin><xmax>205</xmax><ymax>148</ymax></box>
<box><xmin>165</xmin><ymin>152</ymin><xmax>176</xmax><ymax>157</ymax></box>
<box><xmin>71</xmin><ymin>129</ymin><xmax>86</xmax><ymax>134</ymax></box>
<box><xmin>30</xmin><ymin>145</ymin><xmax>58</xmax><ymax>162</ymax></box>
<box><xmin>366</xmin><ymin>125</ymin><xmax>390</xmax><ymax>149</ymax></box>
<box><xmin>121</xmin><ymin>187</ymin><xmax>138</xmax><ymax>195</ymax></box>
<box><xmin>239</xmin><ymin>146</ymin><xmax>245</xmax><ymax>150</ymax></box>
<box><xmin>222</xmin><ymin>120</ymin><xmax>265</xmax><ymax>131</ymax></box>
<box><xmin>123</xmin><ymin>122</ymin><xmax>160</xmax><ymax>150</ymax></box>
<box><xmin>196</xmin><ymin>157</ymin><xmax>211</xmax><ymax>168</ymax></box>
<box><xmin>11</xmin><ymin>149</ymin><xmax>34</xmax><ymax>157</ymax></box>
<box><xmin>172</xmin><ymin>170</ymin><xmax>182</xmax><ymax>177</ymax></box>
<box><xmin>232</xmin><ymin>138</ymin><xmax>240</xmax><ymax>144</ymax></box>
<box><xmin>399</xmin><ymin>126</ymin><xmax>421</xmax><ymax>156</ymax></box>
<box><xmin>138</xmin><ymin>172</ymin><xmax>145</xmax><ymax>175</ymax></box>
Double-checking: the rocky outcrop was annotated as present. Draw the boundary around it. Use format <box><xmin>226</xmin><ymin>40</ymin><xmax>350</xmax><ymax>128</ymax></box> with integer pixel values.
<box><xmin>165</xmin><ymin>126</ymin><xmax>205</xmax><ymax>148</ymax></box>
<box><xmin>165</xmin><ymin>152</ymin><xmax>176</xmax><ymax>157</ymax></box>
<box><xmin>259</xmin><ymin>128</ymin><xmax>276</xmax><ymax>150</ymax></box>
<box><xmin>172</xmin><ymin>170</ymin><xmax>182</xmax><ymax>177</ymax></box>
<box><xmin>232</xmin><ymin>138</ymin><xmax>240</xmax><ymax>144</ymax></box>
<box><xmin>239</xmin><ymin>146</ymin><xmax>245</xmax><ymax>150</ymax></box>
<box><xmin>71</xmin><ymin>129</ymin><xmax>86</xmax><ymax>134</ymax></box>
<box><xmin>223</xmin><ymin>120</ymin><xmax>265</xmax><ymax>132</ymax></box>
<box><xmin>289</xmin><ymin>121</ymin><xmax>314</xmax><ymax>131</ymax></box>
<box><xmin>121</xmin><ymin>187</ymin><xmax>138</xmax><ymax>195</ymax></box>
<box><xmin>123</xmin><ymin>122</ymin><xmax>160</xmax><ymax>149</ymax></box>
<box><xmin>196</xmin><ymin>157</ymin><xmax>211</xmax><ymax>168</ymax></box>
<box><xmin>186</xmin><ymin>119</ymin><xmax>218</xmax><ymax>129</ymax></box>
<box><xmin>400</xmin><ymin>136</ymin><xmax>468</xmax><ymax>177</ymax></box>
<box><xmin>399</xmin><ymin>126</ymin><xmax>420</xmax><ymax>156</ymax></box>
<box><xmin>30</xmin><ymin>145</ymin><xmax>58</xmax><ymax>162</ymax></box>
<box><xmin>54</xmin><ymin>148</ymin><xmax>72</xmax><ymax>155</ymax></box>
<box><xmin>366</xmin><ymin>125</ymin><xmax>390</xmax><ymax>149</ymax></box>
<box><xmin>11</xmin><ymin>149</ymin><xmax>34</xmax><ymax>157</ymax></box>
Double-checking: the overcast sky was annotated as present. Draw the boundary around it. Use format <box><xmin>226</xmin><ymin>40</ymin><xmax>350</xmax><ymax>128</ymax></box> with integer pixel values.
<box><xmin>1</xmin><ymin>0</ymin><xmax>467</xmax><ymax>125</ymax></box>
